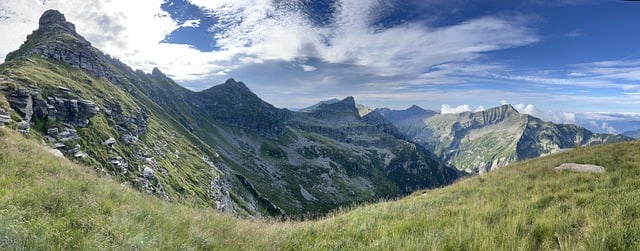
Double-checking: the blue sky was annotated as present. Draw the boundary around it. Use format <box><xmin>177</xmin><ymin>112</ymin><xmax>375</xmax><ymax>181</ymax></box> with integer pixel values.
<box><xmin>1</xmin><ymin>0</ymin><xmax>640</xmax><ymax>122</ymax></box>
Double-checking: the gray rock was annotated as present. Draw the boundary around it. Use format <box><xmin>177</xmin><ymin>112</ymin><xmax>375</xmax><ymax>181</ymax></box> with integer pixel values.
<box><xmin>554</xmin><ymin>163</ymin><xmax>605</xmax><ymax>174</ymax></box>
<box><xmin>142</xmin><ymin>167</ymin><xmax>155</xmax><ymax>179</ymax></box>
<box><xmin>299</xmin><ymin>184</ymin><xmax>318</xmax><ymax>202</ymax></box>
<box><xmin>17</xmin><ymin>121</ymin><xmax>29</xmax><ymax>133</ymax></box>
<box><xmin>103</xmin><ymin>137</ymin><xmax>116</xmax><ymax>146</ymax></box>
<box><xmin>48</xmin><ymin>148</ymin><xmax>65</xmax><ymax>158</ymax></box>
<box><xmin>47</xmin><ymin>127</ymin><xmax>59</xmax><ymax>136</ymax></box>
<box><xmin>38</xmin><ymin>10</ymin><xmax>76</xmax><ymax>33</ymax></box>
<box><xmin>0</xmin><ymin>114</ymin><xmax>10</xmax><ymax>126</ymax></box>
<box><xmin>46</xmin><ymin>97</ymin><xmax>98</xmax><ymax>127</ymax></box>
<box><xmin>53</xmin><ymin>143</ymin><xmax>65</xmax><ymax>148</ymax></box>
<box><xmin>68</xmin><ymin>144</ymin><xmax>81</xmax><ymax>154</ymax></box>
<box><xmin>8</xmin><ymin>88</ymin><xmax>34</xmax><ymax>121</ymax></box>
<box><xmin>74</xmin><ymin>151</ymin><xmax>87</xmax><ymax>158</ymax></box>
<box><xmin>120</xmin><ymin>134</ymin><xmax>137</xmax><ymax>145</ymax></box>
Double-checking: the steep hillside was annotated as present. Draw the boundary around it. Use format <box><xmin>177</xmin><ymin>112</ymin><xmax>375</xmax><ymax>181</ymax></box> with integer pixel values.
<box><xmin>379</xmin><ymin>104</ymin><xmax>632</xmax><ymax>173</ymax></box>
<box><xmin>186</xmin><ymin>95</ymin><xmax>461</xmax><ymax>215</ymax></box>
<box><xmin>0</xmin><ymin>9</ymin><xmax>460</xmax><ymax>217</ymax></box>
<box><xmin>2</xmin><ymin>126</ymin><xmax>639</xmax><ymax>250</ymax></box>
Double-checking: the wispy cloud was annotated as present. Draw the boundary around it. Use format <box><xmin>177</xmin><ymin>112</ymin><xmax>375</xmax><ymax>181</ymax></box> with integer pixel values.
<box><xmin>2</xmin><ymin>0</ymin><xmax>634</xmax><ymax>114</ymax></box>
<box><xmin>563</xmin><ymin>30</ymin><xmax>583</xmax><ymax>38</ymax></box>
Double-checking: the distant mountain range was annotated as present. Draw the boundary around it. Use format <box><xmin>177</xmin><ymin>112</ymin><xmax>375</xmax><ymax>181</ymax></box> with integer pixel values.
<box><xmin>375</xmin><ymin>105</ymin><xmax>632</xmax><ymax>173</ymax></box>
<box><xmin>573</xmin><ymin>112</ymin><xmax>640</xmax><ymax>138</ymax></box>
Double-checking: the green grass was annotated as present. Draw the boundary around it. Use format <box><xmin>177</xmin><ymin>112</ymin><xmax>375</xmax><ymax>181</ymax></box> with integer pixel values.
<box><xmin>2</xmin><ymin>122</ymin><xmax>640</xmax><ymax>249</ymax></box>
<box><xmin>0</xmin><ymin>57</ymin><xmax>235</xmax><ymax>210</ymax></box>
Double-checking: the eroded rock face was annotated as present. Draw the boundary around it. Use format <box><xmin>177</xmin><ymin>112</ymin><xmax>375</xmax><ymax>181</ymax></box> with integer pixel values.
<box><xmin>38</xmin><ymin>9</ymin><xmax>76</xmax><ymax>33</ymax></box>
<box><xmin>46</xmin><ymin>97</ymin><xmax>99</xmax><ymax>127</ymax></box>
<box><xmin>6</xmin><ymin>9</ymin><xmax>120</xmax><ymax>83</ymax></box>
<box><xmin>6</xmin><ymin>87</ymin><xmax>98</xmax><ymax>127</ymax></box>
<box><xmin>104</xmin><ymin>102</ymin><xmax>148</xmax><ymax>145</ymax></box>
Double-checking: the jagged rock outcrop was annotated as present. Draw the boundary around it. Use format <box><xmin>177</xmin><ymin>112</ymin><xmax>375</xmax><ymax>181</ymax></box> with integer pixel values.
<box><xmin>5</xmin><ymin>86</ymin><xmax>98</xmax><ymax>127</ymax></box>
<box><xmin>38</xmin><ymin>9</ymin><xmax>76</xmax><ymax>33</ymax></box>
<box><xmin>5</xmin><ymin>10</ymin><xmax>119</xmax><ymax>83</ymax></box>
<box><xmin>47</xmin><ymin>97</ymin><xmax>99</xmax><ymax>127</ymax></box>
<box><xmin>104</xmin><ymin>102</ymin><xmax>148</xmax><ymax>145</ymax></box>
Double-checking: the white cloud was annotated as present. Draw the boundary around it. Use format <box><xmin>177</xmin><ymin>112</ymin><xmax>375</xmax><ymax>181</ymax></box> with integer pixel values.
<box><xmin>180</xmin><ymin>19</ymin><xmax>200</xmax><ymax>28</ymax></box>
<box><xmin>0</xmin><ymin>0</ymin><xmax>237</xmax><ymax>82</ymax></box>
<box><xmin>440</xmin><ymin>103</ymin><xmax>500</xmax><ymax>115</ymax></box>
<box><xmin>182</xmin><ymin>0</ymin><xmax>538</xmax><ymax>78</ymax></box>
<box><xmin>441</xmin><ymin>104</ymin><xmax>471</xmax><ymax>114</ymax></box>
<box><xmin>510</xmin><ymin>103</ymin><xmax>576</xmax><ymax>124</ymax></box>
<box><xmin>299</xmin><ymin>64</ymin><xmax>317</xmax><ymax>72</ymax></box>
<box><xmin>0</xmin><ymin>0</ymin><xmax>549</xmax><ymax>110</ymax></box>
<box><xmin>600</xmin><ymin>122</ymin><xmax>616</xmax><ymax>134</ymax></box>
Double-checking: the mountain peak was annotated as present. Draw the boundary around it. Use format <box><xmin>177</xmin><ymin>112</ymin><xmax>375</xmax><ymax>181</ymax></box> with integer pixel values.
<box><xmin>151</xmin><ymin>67</ymin><xmax>165</xmax><ymax>77</ymax></box>
<box><xmin>309</xmin><ymin>96</ymin><xmax>360</xmax><ymax>120</ymax></box>
<box><xmin>39</xmin><ymin>9</ymin><xmax>76</xmax><ymax>33</ymax></box>
<box><xmin>192</xmin><ymin>79</ymin><xmax>290</xmax><ymax>138</ymax></box>
<box><xmin>407</xmin><ymin>105</ymin><xmax>427</xmax><ymax>112</ymax></box>
<box><xmin>340</xmin><ymin>96</ymin><xmax>356</xmax><ymax>106</ymax></box>
<box><xmin>498</xmin><ymin>104</ymin><xmax>520</xmax><ymax>114</ymax></box>
<box><xmin>220</xmin><ymin>78</ymin><xmax>250</xmax><ymax>91</ymax></box>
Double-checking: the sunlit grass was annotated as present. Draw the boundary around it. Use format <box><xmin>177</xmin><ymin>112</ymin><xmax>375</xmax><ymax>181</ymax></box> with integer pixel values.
<box><xmin>1</xmin><ymin>127</ymin><xmax>639</xmax><ymax>250</ymax></box>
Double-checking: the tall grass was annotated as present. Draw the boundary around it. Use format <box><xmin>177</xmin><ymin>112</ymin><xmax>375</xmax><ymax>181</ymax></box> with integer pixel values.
<box><xmin>1</xmin><ymin>127</ymin><xmax>639</xmax><ymax>250</ymax></box>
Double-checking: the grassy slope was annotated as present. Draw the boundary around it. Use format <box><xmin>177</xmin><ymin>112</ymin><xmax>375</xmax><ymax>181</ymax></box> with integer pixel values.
<box><xmin>1</xmin><ymin>127</ymin><xmax>639</xmax><ymax>250</ymax></box>
<box><xmin>0</xmin><ymin>128</ymin><xmax>285</xmax><ymax>249</ymax></box>
<box><xmin>0</xmin><ymin>57</ymin><xmax>232</xmax><ymax>209</ymax></box>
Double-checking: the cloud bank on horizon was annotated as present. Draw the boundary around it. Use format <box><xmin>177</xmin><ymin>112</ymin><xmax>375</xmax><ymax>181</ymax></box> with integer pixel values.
<box><xmin>0</xmin><ymin>0</ymin><xmax>639</xmax><ymax>113</ymax></box>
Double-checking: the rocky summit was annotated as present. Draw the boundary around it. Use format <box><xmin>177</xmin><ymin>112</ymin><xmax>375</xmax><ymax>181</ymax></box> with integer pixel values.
<box><xmin>0</xmin><ymin>10</ymin><xmax>462</xmax><ymax>217</ymax></box>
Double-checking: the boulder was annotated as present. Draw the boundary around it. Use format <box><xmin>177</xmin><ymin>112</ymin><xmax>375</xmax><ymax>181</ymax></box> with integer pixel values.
<box><xmin>143</xmin><ymin>167</ymin><xmax>155</xmax><ymax>179</ymax></box>
<box><xmin>47</xmin><ymin>148</ymin><xmax>65</xmax><ymax>158</ymax></box>
<box><xmin>554</xmin><ymin>163</ymin><xmax>605</xmax><ymax>174</ymax></box>
<box><xmin>103</xmin><ymin>137</ymin><xmax>116</xmax><ymax>146</ymax></box>
<box><xmin>17</xmin><ymin>121</ymin><xmax>29</xmax><ymax>133</ymax></box>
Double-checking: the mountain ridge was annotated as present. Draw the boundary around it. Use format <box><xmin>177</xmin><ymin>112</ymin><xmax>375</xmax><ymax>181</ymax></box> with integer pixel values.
<box><xmin>380</xmin><ymin>103</ymin><xmax>632</xmax><ymax>173</ymax></box>
<box><xmin>0</xmin><ymin>9</ymin><xmax>461</xmax><ymax>217</ymax></box>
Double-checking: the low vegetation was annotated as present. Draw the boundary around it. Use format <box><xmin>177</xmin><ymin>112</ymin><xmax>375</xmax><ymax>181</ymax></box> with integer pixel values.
<box><xmin>1</xmin><ymin>127</ymin><xmax>639</xmax><ymax>250</ymax></box>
